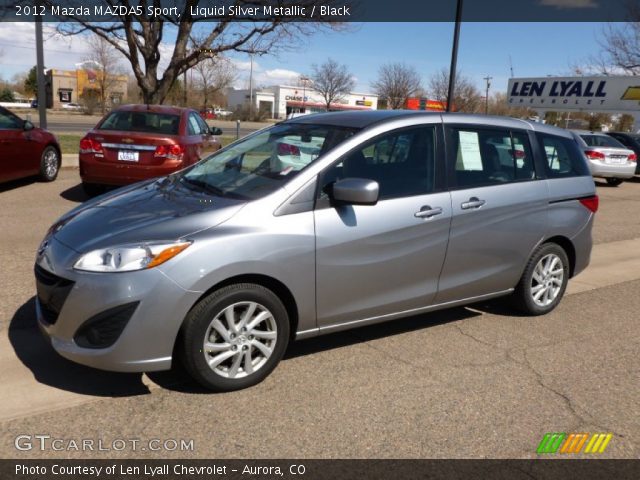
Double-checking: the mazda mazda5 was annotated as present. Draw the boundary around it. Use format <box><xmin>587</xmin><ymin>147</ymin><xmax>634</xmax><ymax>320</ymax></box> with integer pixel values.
<box><xmin>35</xmin><ymin>111</ymin><xmax>597</xmax><ymax>391</ymax></box>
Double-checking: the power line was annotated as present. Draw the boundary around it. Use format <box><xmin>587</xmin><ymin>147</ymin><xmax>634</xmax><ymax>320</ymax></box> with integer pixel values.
<box><xmin>0</xmin><ymin>41</ymin><xmax>83</xmax><ymax>56</ymax></box>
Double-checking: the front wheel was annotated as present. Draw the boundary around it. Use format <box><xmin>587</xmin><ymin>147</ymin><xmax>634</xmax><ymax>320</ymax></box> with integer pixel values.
<box><xmin>180</xmin><ymin>283</ymin><xmax>290</xmax><ymax>392</ymax></box>
<box><xmin>512</xmin><ymin>243</ymin><xmax>570</xmax><ymax>315</ymax></box>
<box><xmin>606</xmin><ymin>178</ymin><xmax>623</xmax><ymax>186</ymax></box>
<box><xmin>39</xmin><ymin>146</ymin><xmax>60</xmax><ymax>182</ymax></box>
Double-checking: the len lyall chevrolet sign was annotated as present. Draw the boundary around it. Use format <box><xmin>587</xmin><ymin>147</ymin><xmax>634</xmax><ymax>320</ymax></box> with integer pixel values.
<box><xmin>507</xmin><ymin>76</ymin><xmax>640</xmax><ymax>112</ymax></box>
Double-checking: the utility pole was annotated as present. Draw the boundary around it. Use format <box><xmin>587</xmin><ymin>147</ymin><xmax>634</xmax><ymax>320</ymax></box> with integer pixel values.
<box><xmin>483</xmin><ymin>75</ymin><xmax>492</xmax><ymax>115</ymax></box>
<box><xmin>446</xmin><ymin>0</ymin><xmax>464</xmax><ymax>112</ymax></box>
<box><xmin>248</xmin><ymin>53</ymin><xmax>254</xmax><ymax>120</ymax></box>
<box><xmin>35</xmin><ymin>17</ymin><xmax>47</xmax><ymax>129</ymax></box>
<box><xmin>183</xmin><ymin>70</ymin><xmax>188</xmax><ymax>107</ymax></box>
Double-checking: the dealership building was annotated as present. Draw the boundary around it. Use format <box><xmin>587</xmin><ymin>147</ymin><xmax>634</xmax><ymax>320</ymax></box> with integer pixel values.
<box><xmin>227</xmin><ymin>85</ymin><xmax>378</xmax><ymax>119</ymax></box>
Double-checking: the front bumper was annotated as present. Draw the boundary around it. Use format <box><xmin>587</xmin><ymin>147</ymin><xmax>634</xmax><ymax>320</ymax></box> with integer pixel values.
<box><xmin>35</xmin><ymin>237</ymin><xmax>201</xmax><ymax>372</ymax></box>
<box><xmin>588</xmin><ymin>160</ymin><xmax>636</xmax><ymax>179</ymax></box>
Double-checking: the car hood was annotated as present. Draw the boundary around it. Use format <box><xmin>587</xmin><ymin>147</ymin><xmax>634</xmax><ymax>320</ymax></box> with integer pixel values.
<box><xmin>52</xmin><ymin>178</ymin><xmax>247</xmax><ymax>253</ymax></box>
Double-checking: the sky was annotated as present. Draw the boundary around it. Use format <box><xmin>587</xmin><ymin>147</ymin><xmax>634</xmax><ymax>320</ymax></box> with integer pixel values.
<box><xmin>0</xmin><ymin>22</ymin><xmax>610</xmax><ymax>96</ymax></box>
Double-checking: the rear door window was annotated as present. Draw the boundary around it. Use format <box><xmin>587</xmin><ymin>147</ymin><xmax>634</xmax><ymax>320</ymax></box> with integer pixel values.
<box><xmin>447</xmin><ymin>127</ymin><xmax>535</xmax><ymax>188</ymax></box>
<box><xmin>537</xmin><ymin>133</ymin><xmax>590</xmax><ymax>178</ymax></box>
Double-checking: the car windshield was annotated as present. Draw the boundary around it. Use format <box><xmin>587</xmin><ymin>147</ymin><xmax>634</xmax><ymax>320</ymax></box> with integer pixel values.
<box><xmin>580</xmin><ymin>134</ymin><xmax>626</xmax><ymax>148</ymax></box>
<box><xmin>178</xmin><ymin>123</ymin><xmax>358</xmax><ymax>200</ymax></box>
<box><xmin>98</xmin><ymin>111</ymin><xmax>181</xmax><ymax>135</ymax></box>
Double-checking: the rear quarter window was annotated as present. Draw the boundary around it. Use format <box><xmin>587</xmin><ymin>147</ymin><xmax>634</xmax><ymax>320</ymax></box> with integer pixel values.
<box><xmin>537</xmin><ymin>133</ymin><xmax>590</xmax><ymax>178</ymax></box>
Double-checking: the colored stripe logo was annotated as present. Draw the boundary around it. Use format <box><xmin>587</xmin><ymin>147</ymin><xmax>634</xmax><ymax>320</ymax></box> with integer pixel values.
<box><xmin>537</xmin><ymin>433</ymin><xmax>612</xmax><ymax>454</ymax></box>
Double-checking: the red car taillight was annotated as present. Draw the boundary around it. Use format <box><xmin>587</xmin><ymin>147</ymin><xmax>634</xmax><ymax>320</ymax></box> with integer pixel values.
<box><xmin>628</xmin><ymin>153</ymin><xmax>637</xmax><ymax>163</ymax></box>
<box><xmin>584</xmin><ymin>150</ymin><xmax>605</xmax><ymax>160</ymax></box>
<box><xmin>509</xmin><ymin>149</ymin><xmax>526</xmax><ymax>159</ymax></box>
<box><xmin>155</xmin><ymin>144</ymin><xmax>185</xmax><ymax>161</ymax></box>
<box><xmin>579</xmin><ymin>195</ymin><xmax>599</xmax><ymax>213</ymax></box>
<box><xmin>277</xmin><ymin>143</ymin><xmax>300</xmax><ymax>156</ymax></box>
<box><xmin>79</xmin><ymin>137</ymin><xmax>103</xmax><ymax>155</ymax></box>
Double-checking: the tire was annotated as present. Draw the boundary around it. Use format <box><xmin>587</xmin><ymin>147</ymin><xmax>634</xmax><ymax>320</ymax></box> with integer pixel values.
<box><xmin>180</xmin><ymin>283</ymin><xmax>290</xmax><ymax>392</ymax></box>
<box><xmin>606</xmin><ymin>178</ymin><xmax>623</xmax><ymax>186</ymax></box>
<box><xmin>512</xmin><ymin>243</ymin><xmax>570</xmax><ymax>315</ymax></box>
<box><xmin>39</xmin><ymin>146</ymin><xmax>60</xmax><ymax>182</ymax></box>
<box><xmin>82</xmin><ymin>182</ymin><xmax>105</xmax><ymax>197</ymax></box>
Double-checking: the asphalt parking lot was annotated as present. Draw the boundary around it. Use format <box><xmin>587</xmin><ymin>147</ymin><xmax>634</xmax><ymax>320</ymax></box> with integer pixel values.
<box><xmin>0</xmin><ymin>170</ymin><xmax>639</xmax><ymax>459</ymax></box>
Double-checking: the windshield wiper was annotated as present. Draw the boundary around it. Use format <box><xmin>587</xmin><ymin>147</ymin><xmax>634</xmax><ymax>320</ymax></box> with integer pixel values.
<box><xmin>180</xmin><ymin>177</ymin><xmax>225</xmax><ymax>196</ymax></box>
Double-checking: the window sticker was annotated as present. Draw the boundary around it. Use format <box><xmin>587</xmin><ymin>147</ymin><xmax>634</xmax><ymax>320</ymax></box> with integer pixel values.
<box><xmin>457</xmin><ymin>131</ymin><xmax>483</xmax><ymax>170</ymax></box>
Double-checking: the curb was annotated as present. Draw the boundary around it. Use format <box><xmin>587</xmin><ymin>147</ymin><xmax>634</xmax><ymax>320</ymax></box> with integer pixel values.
<box><xmin>61</xmin><ymin>154</ymin><xmax>78</xmax><ymax>168</ymax></box>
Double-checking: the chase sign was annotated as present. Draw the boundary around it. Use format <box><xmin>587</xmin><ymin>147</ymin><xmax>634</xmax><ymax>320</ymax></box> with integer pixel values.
<box><xmin>507</xmin><ymin>76</ymin><xmax>640</xmax><ymax>112</ymax></box>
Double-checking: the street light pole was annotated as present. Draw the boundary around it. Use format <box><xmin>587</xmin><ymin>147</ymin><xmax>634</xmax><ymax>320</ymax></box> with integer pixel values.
<box><xmin>483</xmin><ymin>75</ymin><xmax>492</xmax><ymax>115</ymax></box>
<box><xmin>446</xmin><ymin>0</ymin><xmax>464</xmax><ymax>113</ymax></box>
<box><xmin>35</xmin><ymin>18</ymin><xmax>47</xmax><ymax>129</ymax></box>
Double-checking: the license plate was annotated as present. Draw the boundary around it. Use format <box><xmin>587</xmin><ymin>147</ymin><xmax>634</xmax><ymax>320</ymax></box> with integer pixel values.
<box><xmin>118</xmin><ymin>151</ymin><xmax>139</xmax><ymax>162</ymax></box>
<box><xmin>605</xmin><ymin>157</ymin><xmax>625</xmax><ymax>164</ymax></box>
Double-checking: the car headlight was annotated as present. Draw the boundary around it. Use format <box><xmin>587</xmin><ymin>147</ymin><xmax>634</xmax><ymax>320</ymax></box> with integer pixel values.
<box><xmin>73</xmin><ymin>241</ymin><xmax>192</xmax><ymax>273</ymax></box>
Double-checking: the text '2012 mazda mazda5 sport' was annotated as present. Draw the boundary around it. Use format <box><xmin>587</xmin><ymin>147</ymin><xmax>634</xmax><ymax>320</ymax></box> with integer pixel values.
<box><xmin>35</xmin><ymin>111</ymin><xmax>598</xmax><ymax>391</ymax></box>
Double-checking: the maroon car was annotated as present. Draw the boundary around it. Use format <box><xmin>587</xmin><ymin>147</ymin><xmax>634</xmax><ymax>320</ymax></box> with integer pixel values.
<box><xmin>79</xmin><ymin>104</ymin><xmax>223</xmax><ymax>195</ymax></box>
<box><xmin>0</xmin><ymin>106</ymin><xmax>61</xmax><ymax>184</ymax></box>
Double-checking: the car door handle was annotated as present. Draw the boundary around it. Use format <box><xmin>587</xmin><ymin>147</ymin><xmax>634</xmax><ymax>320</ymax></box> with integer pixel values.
<box><xmin>461</xmin><ymin>197</ymin><xmax>486</xmax><ymax>210</ymax></box>
<box><xmin>414</xmin><ymin>206</ymin><xmax>443</xmax><ymax>219</ymax></box>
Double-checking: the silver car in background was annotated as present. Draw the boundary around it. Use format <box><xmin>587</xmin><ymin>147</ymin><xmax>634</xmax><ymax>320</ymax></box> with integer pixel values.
<box><xmin>35</xmin><ymin>112</ymin><xmax>598</xmax><ymax>391</ymax></box>
<box><xmin>571</xmin><ymin>130</ymin><xmax>637</xmax><ymax>186</ymax></box>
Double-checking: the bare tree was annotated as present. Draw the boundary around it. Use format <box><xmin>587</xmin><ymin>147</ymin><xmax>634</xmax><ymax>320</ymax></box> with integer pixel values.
<box><xmin>193</xmin><ymin>56</ymin><xmax>237</xmax><ymax>110</ymax></box>
<box><xmin>49</xmin><ymin>1</ymin><xmax>344</xmax><ymax>104</ymax></box>
<box><xmin>371</xmin><ymin>63</ymin><xmax>422</xmax><ymax>110</ymax></box>
<box><xmin>310</xmin><ymin>58</ymin><xmax>355</xmax><ymax>111</ymax></box>
<box><xmin>600</xmin><ymin>20</ymin><xmax>640</xmax><ymax>75</ymax></box>
<box><xmin>428</xmin><ymin>68</ymin><xmax>482</xmax><ymax>113</ymax></box>
<box><xmin>82</xmin><ymin>34</ymin><xmax>124</xmax><ymax>114</ymax></box>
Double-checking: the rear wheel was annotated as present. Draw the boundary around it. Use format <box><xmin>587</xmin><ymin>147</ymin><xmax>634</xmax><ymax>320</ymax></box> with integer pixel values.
<box><xmin>39</xmin><ymin>146</ymin><xmax>60</xmax><ymax>182</ymax></box>
<box><xmin>606</xmin><ymin>178</ymin><xmax>623</xmax><ymax>186</ymax></box>
<box><xmin>82</xmin><ymin>182</ymin><xmax>105</xmax><ymax>197</ymax></box>
<box><xmin>512</xmin><ymin>243</ymin><xmax>569</xmax><ymax>315</ymax></box>
<box><xmin>180</xmin><ymin>283</ymin><xmax>290</xmax><ymax>392</ymax></box>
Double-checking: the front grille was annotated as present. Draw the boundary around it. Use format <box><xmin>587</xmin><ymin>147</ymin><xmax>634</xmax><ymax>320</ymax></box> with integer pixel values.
<box><xmin>74</xmin><ymin>302</ymin><xmax>139</xmax><ymax>349</ymax></box>
<box><xmin>34</xmin><ymin>264</ymin><xmax>75</xmax><ymax>325</ymax></box>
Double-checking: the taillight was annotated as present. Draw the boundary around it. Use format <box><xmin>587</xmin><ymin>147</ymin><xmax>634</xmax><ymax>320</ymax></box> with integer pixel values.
<box><xmin>155</xmin><ymin>144</ymin><xmax>185</xmax><ymax>161</ymax></box>
<box><xmin>584</xmin><ymin>150</ymin><xmax>605</xmax><ymax>160</ymax></box>
<box><xmin>509</xmin><ymin>149</ymin><xmax>526</xmax><ymax>159</ymax></box>
<box><xmin>579</xmin><ymin>195</ymin><xmax>599</xmax><ymax>213</ymax></box>
<box><xmin>628</xmin><ymin>153</ymin><xmax>637</xmax><ymax>163</ymax></box>
<box><xmin>277</xmin><ymin>143</ymin><xmax>300</xmax><ymax>156</ymax></box>
<box><xmin>79</xmin><ymin>137</ymin><xmax>103</xmax><ymax>155</ymax></box>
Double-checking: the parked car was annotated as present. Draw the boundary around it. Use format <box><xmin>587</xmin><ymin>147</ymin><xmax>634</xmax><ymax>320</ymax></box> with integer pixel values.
<box><xmin>606</xmin><ymin>131</ymin><xmax>640</xmax><ymax>175</ymax></box>
<box><xmin>36</xmin><ymin>112</ymin><xmax>597</xmax><ymax>392</ymax></box>
<box><xmin>62</xmin><ymin>102</ymin><xmax>83</xmax><ymax>112</ymax></box>
<box><xmin>79</xmin><ymin>104</ymin><xmax>223</xmax><ymax>196</ymax></box>
<box><xmin>570</xmin><ymin>130</ymin><xmax>636</xmax><ymax>186</ymax></box>
<box><xmin>0</xmin><ymin>106</ymin><xmax>61</xmax><ymax>184</ymax></box>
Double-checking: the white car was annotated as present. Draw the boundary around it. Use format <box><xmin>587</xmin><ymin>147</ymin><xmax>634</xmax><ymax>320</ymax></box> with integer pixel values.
<box><xmin>571</xmin><ymin>130</ymin><xmax>636</xmax><ymax>186</ymax></box>
<box><xmin>214</xmin><ymin>108</ymin><xmax>232</xmax><ymax>117</ymax></box>
<box><xmin>62</xmin><ymin>103</ymin><xmax>83</xmax><ymax>111</ymax></box>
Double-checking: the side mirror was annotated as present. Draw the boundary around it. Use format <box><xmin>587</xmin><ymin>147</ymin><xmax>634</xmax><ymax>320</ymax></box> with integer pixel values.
<box><xmin>210</xmin><ymin>127</ymin><xmax>223</xmax><ymax>136</ymax></box>
<box><xmin>331</xmin><ymin>178</ymin><xmax>379</xmax><ymax>206</ymax></box>
<box><xmin>23</xmin><ymin>120</ymin><xmax>34</xmax><ymax>131</ymax></box>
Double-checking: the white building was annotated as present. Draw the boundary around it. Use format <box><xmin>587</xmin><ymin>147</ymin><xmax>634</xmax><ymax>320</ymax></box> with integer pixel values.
<box><xmin>227</xmin><ymin>84</ymin><xmax>378</xmax><ymax>119</ymax></box>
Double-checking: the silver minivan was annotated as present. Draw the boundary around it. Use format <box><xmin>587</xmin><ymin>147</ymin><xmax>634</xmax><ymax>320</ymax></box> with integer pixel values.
<box><xmin>35</xmin><ymin>112</ymin><xmax>598</xmax><ymax>391</ymax></box>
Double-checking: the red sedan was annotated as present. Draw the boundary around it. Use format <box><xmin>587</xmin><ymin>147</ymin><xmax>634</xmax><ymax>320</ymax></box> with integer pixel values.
<box><xmin>79</xmin><ymin>104</ymin><xmax>223</xmax><ymax>195</ymax></box>
<box><xmin>0</xmin><ymin>106</ymin><xmax>61</xmax><ymax>184</ymax></box>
